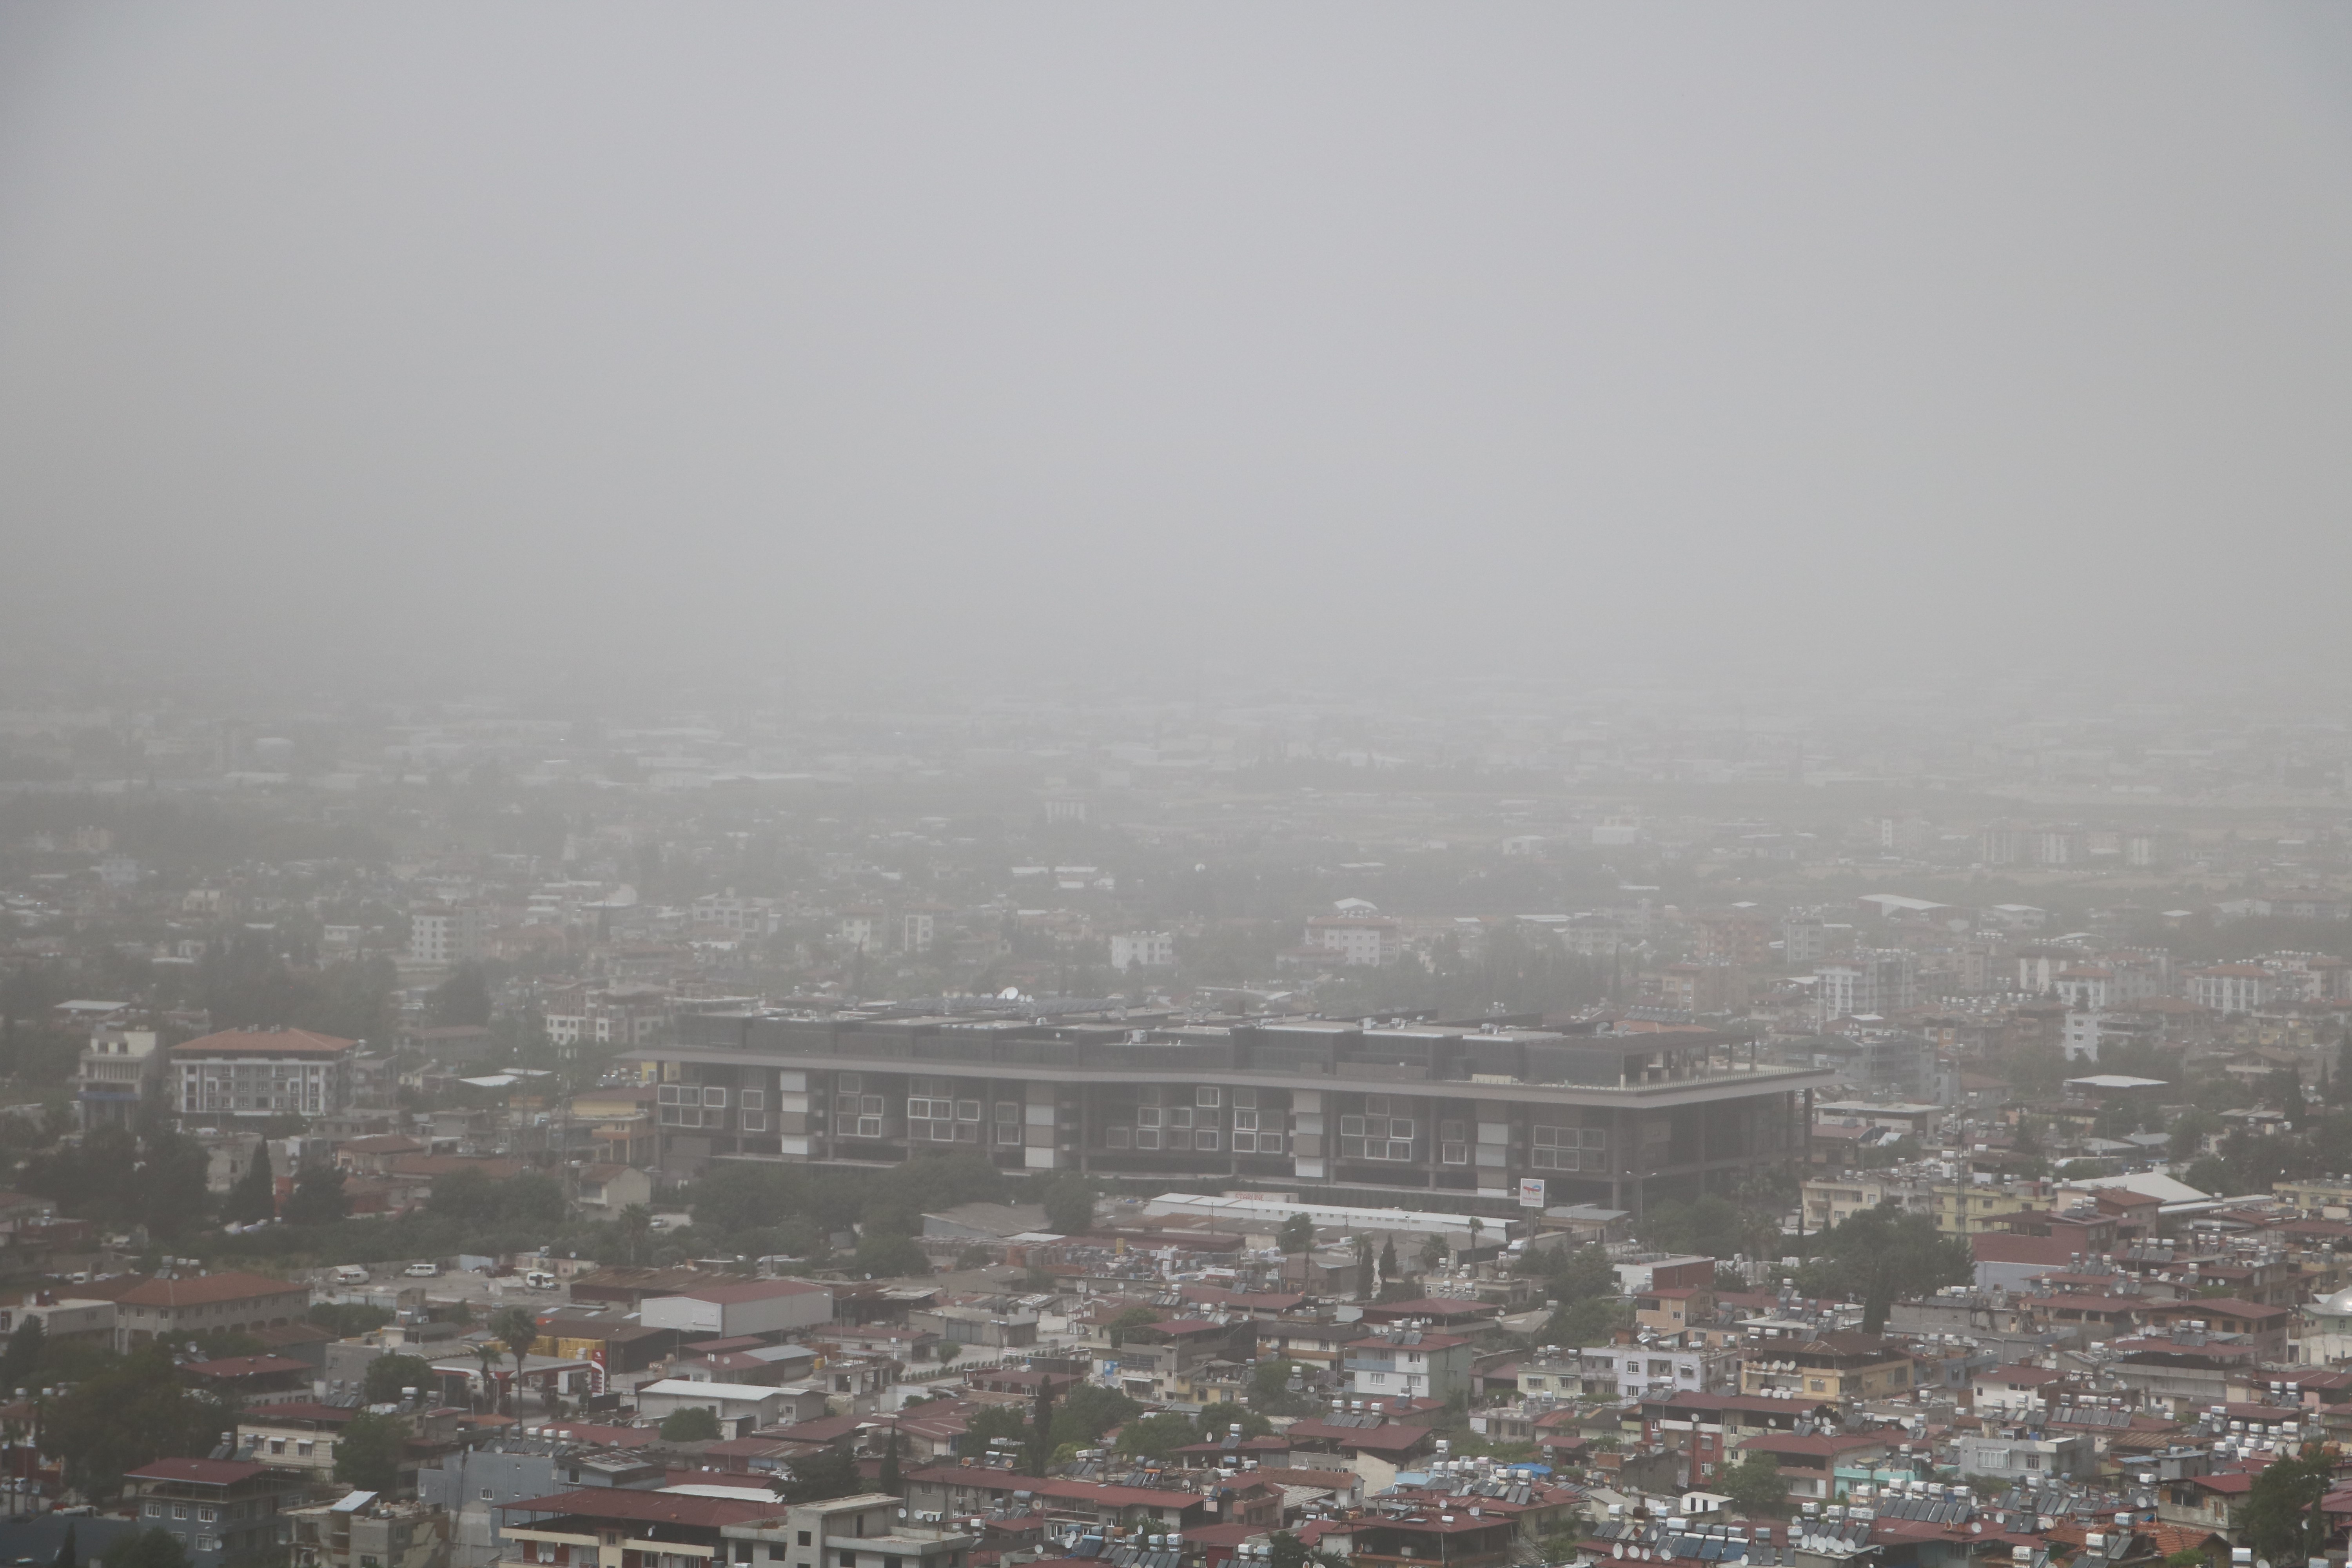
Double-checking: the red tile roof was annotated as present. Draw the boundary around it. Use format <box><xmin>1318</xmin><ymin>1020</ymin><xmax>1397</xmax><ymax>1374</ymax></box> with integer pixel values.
<box><xmin>105</xmin><ymin>1271</ymin><xmax>308</xmax><ymax>1308</ymax></box>
<box><xmin>127</xmin><ymin>1458</ymin><xmax>273</xmax><ymax>1486</ymax></box>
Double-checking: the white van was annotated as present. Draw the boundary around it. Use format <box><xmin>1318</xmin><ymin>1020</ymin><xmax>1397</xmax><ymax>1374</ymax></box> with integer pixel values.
<box><xmin>403</xmin><ymin>1261</ymin><xmax>441</xmax><ymax>1278</ymax></box>
<box><xmin>524</xmin><ymin>1270</ymin><xmax>558</xmax><ymax>1290</ymax></box>
<box><xmin>331</xmin><ymin>1265</ymin><xmax>371</xmax><ymax>1285</ymax></box>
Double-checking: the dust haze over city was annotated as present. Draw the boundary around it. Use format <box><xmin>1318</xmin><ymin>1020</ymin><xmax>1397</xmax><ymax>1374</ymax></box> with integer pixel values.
<box><xmin>5</xmin><ymin>4</ymin><xmax>2352</xmax><ymax>1524</ymax></box>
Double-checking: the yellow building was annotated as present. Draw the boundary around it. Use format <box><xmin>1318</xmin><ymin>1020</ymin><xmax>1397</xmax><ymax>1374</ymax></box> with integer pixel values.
<box><xmin>2276</xmin><ymin>1178</ymin><xmax>2352</xmax><ymax>1214</ymax></box>
<box><xmin>1933</xmin><ymin>1181</ymin><xmax>2046</xmax><ymax>1236</ymax></box>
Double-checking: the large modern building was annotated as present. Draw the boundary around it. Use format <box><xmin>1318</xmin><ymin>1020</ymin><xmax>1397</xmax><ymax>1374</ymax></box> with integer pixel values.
<box><xmin>172</xmin><ymin>1028</ymin><xmax>357</xmax><ymax>1119</ymax></box>
<box><xmin>638</xmin><ymin>1007</ymin><xmax>1829</xmax><ymax>1216</ymax></box>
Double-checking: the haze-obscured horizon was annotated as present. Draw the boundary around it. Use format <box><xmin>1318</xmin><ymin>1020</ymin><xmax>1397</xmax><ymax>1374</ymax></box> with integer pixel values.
<box><xmin>4</xmin><ymin>4</ymin><xmax>2350</xmax><ymax>704</ymax></box>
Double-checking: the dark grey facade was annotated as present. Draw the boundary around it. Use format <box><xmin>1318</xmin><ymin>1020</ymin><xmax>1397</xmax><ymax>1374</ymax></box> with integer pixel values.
<box><xmin>639</xmin><ymin>1009</ymin><xmax>1828</xmax><ymax>1216</ymax></box>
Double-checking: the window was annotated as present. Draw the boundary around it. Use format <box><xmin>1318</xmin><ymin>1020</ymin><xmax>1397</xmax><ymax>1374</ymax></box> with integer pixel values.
<box><xmin>740</xmin><ymin>1112</ymin><xmax>768</xmax><ymax>1132</ymax></box>
<box><xmin>702</xmin><ymin>1087</ymin><xmax>728</xmax><ymax>1107</ymax></box>
<box><xmin>1135</xmin><ymin>1129</ymin><xmax>1162</xmax><ymax>1151</ymax></box>
<box><xmin>741</xmin><ymin>1089</ymin><xmax>764</xmax><ymax>1111</ymax></box>
<box><xmin>145</xmin><ymin>1504</ymin><xmax>161</xmax><ymax>1519</ymax></box>
<box><xmin>1234</xmin><ymin>1088</ymin><xmax>1257</xmax><ymax>1109</ymax></box>
<box><xmin>1166</xmin><ymin>1129</ymin><xmax>1191</xmax><ymax>1151</ymax></box>
<box><xmin>1106</xmin><ymin>1127</ymin><xmax>1131</xmax><ymax>1149</ymax></box>
<box><xmin>1441</xmin><ymin>1143</ymin><xmax>1468</xmax><ymax>1165</ymax></box>
<box><xmin>174</xmin><ymin>1505</ymin><xmax>190</xmax><ymax>1520</ymax></box>
<box><xmin>1169</xmin><ymin>1107</ymin><xmax>1193</xmax><ymax>1129</ymax></box>
<box><xmin>1195</xmin><ymin>1130</ymin><xmax>1221</xmax><ymax>1151</ymax></box>
<box><xmin>1232</xmin><ymin>1110</ymin><xmax>1259</xmax><ymax>1132</ymax></box>
<box><xmin>1136</xmin><ymin>1107</ymin><xmax>1161</xmax><ymax>1127</ymax></box>
<box><xmin>855</xmin><ymin>1117</ymin><xmax>883</xmax><ymax>1138</ymax></box>
<box><xmin>995</xmin><ymin>1102</ymin><xmax>1020</xmax><ymax>1123</ymax></box>
<box><xmin>270</xmin><ymin>1439</ymin><xmax>286</xmax><ymax>1454</ymax></box>
<box><xmin>1340</xmin><ymin>1116</ymin><xmax>1365</xmax><ymax>1138</ymax></box>
<box><xmin>481</xmin><ymin>1490</ymin><xmax>495</xmax><ymax>1501</ymax></box>
<box><xmin>799</xmin><ymin>1534</ymin><xmax>812</xmax><ymax>1548</ymax></box>
<box><xmin>1196</xmin><ymin>1087</ymin><xmax>1221</xmax><ymax>1107</ymax></box>
<box><xmin>199</xmin><ymin>1509</ymin><xmax>217</xmax><ymax>1523</ymax></box>
<box><xmin>861</xmin><ymin>1094</ymin><xmax>884</xmax><ymax>1116</ymax></box>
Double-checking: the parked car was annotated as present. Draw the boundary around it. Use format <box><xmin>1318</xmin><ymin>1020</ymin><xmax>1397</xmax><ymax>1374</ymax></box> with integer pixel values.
<box><xmin>403</xmin><ymin>1261</ymin><xmax>441</xmax><ymax>1278</ymax></box>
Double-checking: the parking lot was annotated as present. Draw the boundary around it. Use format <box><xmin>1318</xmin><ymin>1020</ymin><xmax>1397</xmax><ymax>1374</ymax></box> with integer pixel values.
<box><xmin>312</xmin><ymin>1263</ymin><xmax>572</xmax><ymax>1308</ymax></box>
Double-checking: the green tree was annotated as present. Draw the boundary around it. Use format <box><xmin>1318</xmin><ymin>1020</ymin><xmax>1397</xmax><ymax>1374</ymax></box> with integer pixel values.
<box><xmin>1267</xmin><ymin>1532</ymin><xmax>1308</xmax><ymax>1568</ymax></box>
<box><xmin>284</xmin><ymin>1161</ymin><xmax>349</xmax><ymax>1226</ymax></box>
<box><xmin>1116</xmin><ymin>1412</ymin><xmax>1200</xmax><ymax>1461</ymax></box>
<box><xmin>223</xmin><ymin>1143</ymin><xmax>276</xmax><ymax>1226</ymax></box>
<box><xmin>1798</xmin><ymin>1205</ymin><xmax>1968</xmax><ymax>1334</ymax></box>
<box><xmin>617</xmin><ymin>1204</ymin><xmax>654</xmax><ymax>1266</ymax></box>
<box><xmin>362</xmin><ymin>1353</ymin><xmax>436</xmax><ymax>1406</ymax></box>
<box><xmin>1719</xmin><ymin>1452</ymin><xmax>1785</xmax><ymax>1517</ymax></box>
<box><xmin>1039</xmin><ymin>1173</ymin><xmax>1095</xmax><ymax>1237</ymax></box>
<box><xmin>333</xmin><ymin>1411</ymin><xmax>405</xmax><ymax>1494</ymax></box>
<box><xmin>1379</xmin><ymin>1236</ymin><xmax>1399</xmax><ymax>1281</ymax></box>
<box><xmin>660</xmin><ymin>1406</ymin><xmax>722</xmax><ymax>1441</ymax></box>
<box><xmin>1543</xmin><ymin>1294</ymin><xmax>1630</xmax><ymax>1349</ymax></box>
<box><xmin>1418</xmin><ymin>1233</ymin><xmax>1447</xmax><ymax>1273</ymax></box>
<box><xmin>0</xmin><ymin>1316</ymin><xmax>45</xmax><ymax>1392</ymax></box>
<box><xmin>1251</xmin><ymin>1358</ymin><xmax>1318</xmax><ymax>1416</ymax></box>
<box><xmin>428</xmin><ymin>965</ymin><xmax>493</xmax><ymax>1028</ymax></box>
<box><xmin>773</xmin><ymin>1442</ymin><xmax>861</xmax><ymax>1504</ymax></box>
<box><xmin>45</xmin><ymin>1345</ymin><xmax>232</xmax><ymax>1500</ymax></box>
<box><xmin>1279</xmin><ymin>1213</ymin><xmax>1316</xmax><ymax>1289</ymax></box>
<box><xmin>879</xmin><ymin>1428</ymin><xmax>902</xmax><ymax>1495</ymax></box>
<box><xmin>852</xmin><ymin>1230</ymin><xmax>931</xmax><ymax>1278</ymax></box>
<box><xmin>1353</xmin><ymin>1235</ymin><xmax>1375</xmax><ymax>1299</ymax></box>
<box><xmin>98</xmin><ymin>1533</ymin><xmax>188</xmax><ymax>1568</ymax></box>
<box><xmin>963</xmin><ymin>1405</ymin><xmax>1030</xmax><ymax>1452</ymax></box>
<box><xmin>1026</xmin><ymin>1377</ymin><xmax>1056</xmax><ymax>1476</ymax></box>
<box><xmin>492</xmin><ymin>1306</ymin><xmax>541</xmax><ymax>1411</ymax></box>
<box><xmin>2241</xmin><ymin>1446</ymin><xmax>2334</xmax><ymax>1566</ymax></box>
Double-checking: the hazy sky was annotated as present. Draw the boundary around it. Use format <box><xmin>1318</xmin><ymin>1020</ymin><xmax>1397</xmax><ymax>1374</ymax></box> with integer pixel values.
<box><xmin>2</xmin><ymin>5</ymin><xmax>2348</xmax><ymax>698</ymax></box>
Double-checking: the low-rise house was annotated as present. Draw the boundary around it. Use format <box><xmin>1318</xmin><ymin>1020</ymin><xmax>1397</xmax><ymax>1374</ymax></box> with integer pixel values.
<box><xmin>288</xmin><ymin>1493</ymin><xmax>451</xmax><ymax>1568</ymax></box>
<box><xmin>723</xmin><ymin>1493</ymin><xmax>975</xmax><ymax>1568</ymax></box>
<box><xmin>1733</xmin><ymin>1431</ymin><xmax>1891</xmax><ymax>1504</ymax></box>
<box><xmin>573</xmin><ymin>1165</ymin><xmax>653</xmax><ymax>1221</ymax></box>
<box><xmin>99</xmin><ymin>1270</ymin><xmax>313</xmax><ymax>1352</ymax></box>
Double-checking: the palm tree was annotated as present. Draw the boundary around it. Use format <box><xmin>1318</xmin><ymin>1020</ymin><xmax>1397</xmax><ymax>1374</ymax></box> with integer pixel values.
<box><xmin>617</xmin><ymin>1203</ymin><xmax>654</xmax><ymax>1267</ymax></box>
<box><xmin>492</xmin><ymin>1306</ymin><xmax>541</xmax><ymax>1416</ymax></box>
<box><xmin>471</xmin><ymin>1340</ymin><xmax>499</xmax><ymax>1413</ymax></box>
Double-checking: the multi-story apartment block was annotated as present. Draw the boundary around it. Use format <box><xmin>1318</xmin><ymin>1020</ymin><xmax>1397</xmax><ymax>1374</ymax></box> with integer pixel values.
<box><xmin>2190</xmin><ymin>965</ymin><xmax>2270</xmax><ymax>1016</ymax></box>
<box><xmin>1304</xmin><ymin>916</ymin><xmax>1402</xmax><ymax>967</ymax></box>
<box><xmin>126</xmin><ymin>1457</ymin><xmax>307</xmax><ymax>1566</ymax></box>
<box><xmin>410</xmin><ymin>902</ymin><xmax>488</xmax><ymax>966</ymax></box>
<box><xmin>648</xmin><ymin>1008</ymin><xmax>1828</xmax><ymax>1216</ymax></box>
<box><xmin>1816</xmin><ymin>950</ymin><xmax>1916</xmax><ymax>1024</ymax></box>
<box><xmin>1109</xmin><ymin>931</ymin><xmax>1176</xmax><ymax>970</ymax></box>
<box><xmin>173</xmin><ymin>1029</ymin><xmax>355</xmax><ymax>1119</ymax></box>
<box><xmin>543</xmin><ymin>987</ymin><xmax>670</xmax><ymax>1052</ymax></box>
<box><xmin>76</xmin><ymin>1022</ymin><xmax>163</xmax><ymax>1129</ymax></box>
<box><xmin>688</xmin><ymin>894</ymin><xmax>781</xmax><ymax>936</ymax></box>
<box><xmin>1693</xmin><ymin>909</ymin><xmax>1775</xmax><ymax>969</ymax></box>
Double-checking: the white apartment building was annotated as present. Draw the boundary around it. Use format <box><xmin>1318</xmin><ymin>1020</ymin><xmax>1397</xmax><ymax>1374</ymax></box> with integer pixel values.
<box><xmin>1109</xmin><ymin>931</ymin><xmax>1176</xmax><ymax>970</ymax></box>
<box><xmin>689</xmin><ymin>894</ymin><xmax>780</xmax><ymax>936</ymax></box>
<box><xmin>1817</xmin><ymin>949</ymin><xmax>1917</xmax><ymax>1023</ymax></box>
<box><xmin>543</xmin><ymin>987</ymin><xmax>670</xmax><ymax>1051</ymax></box>
<box><xmin>173</xmin><ymin>1029</ymin><xmax>356</xmax><ymax>1118</ymax></box>
<box><xmin>1304</xmin><ymin>916</ymin><xmax>1402</xmax><ymax>967</ymax></box>
<box><xmin>2190</xmin><ymin>964</ymin><xmax>2270</xmax><ymax>1016</ymax></box>
<box><xmin>75</xmin><ymin>1024</ymin><xmax>162</xmax><ymax>1130</ymax></box>
<box><xmin>408</xmin><ymin>902</ymin><xmax>486</xmax><ymax>966</ymax></box>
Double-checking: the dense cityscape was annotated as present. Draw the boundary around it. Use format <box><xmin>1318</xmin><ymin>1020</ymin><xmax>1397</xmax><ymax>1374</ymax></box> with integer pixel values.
<box><xmin>0</xmin><ymin>681</ymin><xmax>2345</xmax><ymax>1568</ymax></box>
